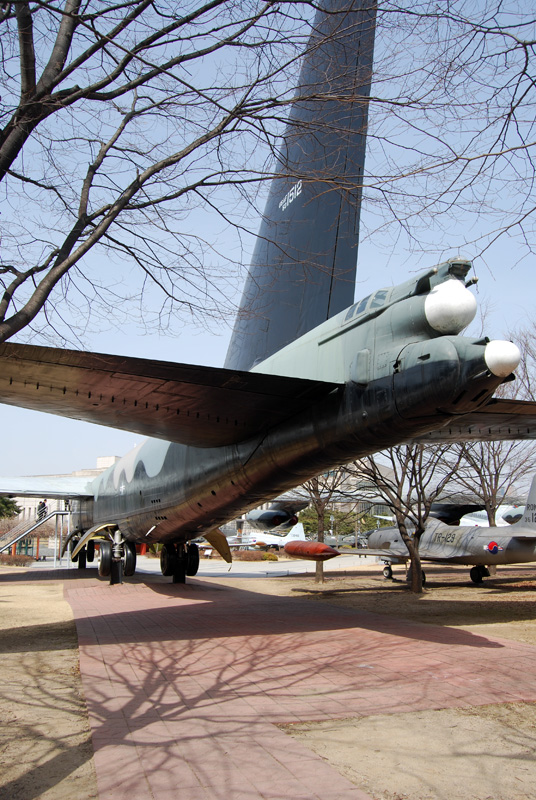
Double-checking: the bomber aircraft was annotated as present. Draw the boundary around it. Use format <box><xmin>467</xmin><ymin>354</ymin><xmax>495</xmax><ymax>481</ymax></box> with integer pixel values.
<box><xmin>1</xmin><ymin>0</ymin><xmax>536</xmax><ymax>585</ymax></box>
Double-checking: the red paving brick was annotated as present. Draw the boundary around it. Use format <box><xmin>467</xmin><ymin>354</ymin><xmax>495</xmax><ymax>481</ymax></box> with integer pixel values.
<box><xmin>62</xmin><ymin>574</ymin><xmax>536</xmax><ymax>800</ymax></box>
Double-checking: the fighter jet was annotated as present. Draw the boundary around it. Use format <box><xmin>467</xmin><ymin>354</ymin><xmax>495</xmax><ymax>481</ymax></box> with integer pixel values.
<box><xmin>318</xmin><ymin>476</ymin><xmax>536</xmax><ymax>585</ymax></box>
<box><xmin>1</xmin><ymin>0</ymin><xmax>536</xmax><ymax>585</ymax></box>
<box><xmin>226</xmin><ymin>522</ymin><xmax>307</xmax><ymax>552</ymax></box>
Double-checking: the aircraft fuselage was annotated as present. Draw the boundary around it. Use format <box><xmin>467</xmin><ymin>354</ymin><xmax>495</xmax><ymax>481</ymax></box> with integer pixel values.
<box><xmin>74</xmin><ymin>262</ymin><xmax>514</xmax><ymax>548</ymax></box>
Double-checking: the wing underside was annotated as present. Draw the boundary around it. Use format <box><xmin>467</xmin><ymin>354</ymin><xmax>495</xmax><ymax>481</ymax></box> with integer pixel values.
<box><xmin>412</xmin><ymin>398</ymin><xmax>536</xmax><ymax>443</ymax></box>
<box><xmin>0</xmin><ymin>343</ymin><xmax>339</xmax><ymax>448</ymax></box>
<box><xmin>0</xmin><ymin>476</ymin><xmax>94</xmax><ymax>499</ymax></box>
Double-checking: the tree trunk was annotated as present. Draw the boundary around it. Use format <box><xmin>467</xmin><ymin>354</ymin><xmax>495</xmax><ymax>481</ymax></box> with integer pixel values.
<box><xmin>399</xmin><ymin>524</ymin><xmax>424</xmax><ymax>594</ymax></box>
<box><xmin>407</xmin><ymin>548</ymin><xmax>423</xmax><ymax>593</ymax></box>
<box><xmin>315</xmin><ymin>511</ymin><xmax>325</xmax><ymax>584</ymax></box>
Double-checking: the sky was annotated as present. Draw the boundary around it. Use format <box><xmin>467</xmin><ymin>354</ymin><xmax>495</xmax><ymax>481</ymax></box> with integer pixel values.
<box><xmin>2</xmin><ymin>230</ymin><xmax>534</xmax><ymax>478</ymax></box>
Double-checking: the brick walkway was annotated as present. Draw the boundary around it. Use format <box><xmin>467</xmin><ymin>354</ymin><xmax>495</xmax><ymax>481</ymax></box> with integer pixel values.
<box><xmin>64</xmin><ymin>575</ymin><xmax>536</xmax><ymax>800</ymax></box>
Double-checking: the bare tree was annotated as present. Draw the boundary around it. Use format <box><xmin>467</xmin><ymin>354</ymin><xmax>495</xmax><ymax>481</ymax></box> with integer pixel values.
<box><xmin>2</xmin><ymin>2</ymin><xmax>535</xmax><ymax>347</ymax></box>
<box><xmin>2</xmin><ymin>0</ymin><xmax>372</xmax><ymax>344</ymax></box>
<box><xmin>347</xmin><ymin>445</ymin><xmax>464</xmax><ymax>593</ymax></box>
<box><xmin>447</xmin><ymin>438</ymin><xmax>536</xmax><ymax>526</ymax></box>
<box><xmin>362</xmin><ymin>2</ymin><xmax>536</xmax><ymax>264</ymax></box>
<box><xmin>446</xmin><ymin>325</ymin><xmax>536</xmax><ymax>524</ymax></box>
<box><xmin>297</xmin><ymin>467</ymin><xmax>349</xmax><ymax>583</ymax></box>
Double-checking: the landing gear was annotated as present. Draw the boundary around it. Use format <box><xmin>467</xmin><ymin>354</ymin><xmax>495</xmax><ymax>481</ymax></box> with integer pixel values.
<box><xmin>69</xmin><ymin>538</ymin><xmax>80</xmax><ymax>563</ymax></box>
<box><xmin>86</xmin><ymin>540</ymin><xmax>95</xmax><ymax>563</ymax></box>
<box><xmin>173</xmin><ymin>545</ymin><xmax>187</xmax><ymax>584</ymax></box>
<box><xmin>97</xmin><ymin>534</ymin><xmax>136</xmax><ymax>584</ymax></box>
<box><xmin>470</xmin><ymin>565</ymin><xmax>490</xmax><ymax>584</ymax></box>
<box><xmin>123</xmin><ymin>541</ymin><xmax>137</xmax><ymax>577</ymax></box>
<box><xmin>160</xmin><ymin>542</ymin><xmax>199</xmax><ymax>583</ymax></box>
<box><xmin>160</xmin><ymin>544</ymin><xmax>177</xmax><ymax>576</ymax></box>
<box><xmin>98</xmin><ymin>541</ymin><xmax>112</xmax><ymax>577</ymax></box>
<box><xmin>77</xmin><ymin>547</ymin><xmax>87</xmax><ymax>570</ymax></box>
<box><xmin>186</xmin><ymin>543</ymin><xmax>200</xmax><ymax>576</ymax></box>
<box><xmin>382</xmin><ymin>565</ymin><xmax>393</xmax><ymax>579</ymax></box>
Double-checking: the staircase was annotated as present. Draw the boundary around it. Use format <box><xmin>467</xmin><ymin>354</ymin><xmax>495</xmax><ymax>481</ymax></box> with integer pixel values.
<box><xmin>0</xmin><ymin>511</ymin><xmax>69</xmax><ymax>554</ymax></box>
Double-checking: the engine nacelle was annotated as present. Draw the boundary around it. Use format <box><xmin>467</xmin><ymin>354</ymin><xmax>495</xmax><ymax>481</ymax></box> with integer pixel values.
<box><xmin>245</xmin><ymin>508</ymin><xmax>298</xmax><ymax>530</ymax></box>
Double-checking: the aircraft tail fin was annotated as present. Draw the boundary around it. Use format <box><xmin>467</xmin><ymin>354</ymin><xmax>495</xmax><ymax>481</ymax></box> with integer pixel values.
<box><xmin>285</xmin><ymin>522</ymin><xmax>306</xmax><ymax>542</ymax></box>
<box><xmin>225</xmin><ymin>0</ymin><xmax>376</xmax><ymax>371</ymax></box>
<box><xmin>518</xmin><ymin>476</ymin><xmax>536</xmax><ymax>529</ymax></box>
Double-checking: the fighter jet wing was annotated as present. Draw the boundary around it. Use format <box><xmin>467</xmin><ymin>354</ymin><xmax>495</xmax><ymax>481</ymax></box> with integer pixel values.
<box><xmin>411</xmin><ymin>398</ymin><xmax>536</xmax><ymax>443</ymax></box>
<box><xmin>0</xmin><ymin>343</ymin><xmax>340</xmax><ymax>448</ymax></box>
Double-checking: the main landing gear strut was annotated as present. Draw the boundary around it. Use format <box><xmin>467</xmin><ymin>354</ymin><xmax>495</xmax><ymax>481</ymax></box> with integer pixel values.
<box><xmin>160</xmin><ymin>542</ymin><xmax>200</xmax><ymax>583</ymax></box>
<box><xmin>96</xmin><ymin>530</ymin><xmax>137</xmax><ymax>585</ymax></box>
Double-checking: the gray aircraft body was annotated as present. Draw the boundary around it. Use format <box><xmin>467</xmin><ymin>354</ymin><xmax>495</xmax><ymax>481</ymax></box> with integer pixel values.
<box><xmin>362</xmin><ymin>476</ymin><xmax>536</xmax><ymax>584</ymax></box>
<box><xmin>1</xmin><ymin>0</ymin><xmax>536</xmax><ymax>584</ymax></box>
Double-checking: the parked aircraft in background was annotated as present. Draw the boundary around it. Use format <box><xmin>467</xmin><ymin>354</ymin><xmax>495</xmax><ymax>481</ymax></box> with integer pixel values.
<box><xmin>1</xmin><ymin>0</ymin><xmax>536</xmax><ymax>586</ymax></box>
<box><xmin>227</xmin><ymin>523</ymin><xmax>306</xmax><ymax>551</ymax></box>
<box><xmin>459</xmin><ymin>505</ymin><xmax>524</xmax><ymax>527</ymax></box>
<box><xmin>288</xmin><ymin>477</ymin><xmax>536</xmax><ymax>584</ymax></box>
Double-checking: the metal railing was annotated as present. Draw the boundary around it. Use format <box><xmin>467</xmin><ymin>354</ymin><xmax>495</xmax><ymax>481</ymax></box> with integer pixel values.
<box><xmin>0</xmin><ymin>511</ymin><xmax>70</xmax><ymax>565</ymax></box>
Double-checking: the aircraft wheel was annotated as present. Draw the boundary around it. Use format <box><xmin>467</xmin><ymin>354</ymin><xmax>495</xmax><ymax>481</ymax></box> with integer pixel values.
<box><xmin>77</xmin><ymin>547</ymin><xmax>87</xmax><ymax>569</ymax></box>
<box><xmin>98</xmin><ymin>541</ymin><xmax>112</xmax><ymax>578</ymax></box>
<box><xmin>186</xmin><ymin>543</ymin><xmax>200</xmax><ymax>576</ymax></box>
<box><xmin>173</xmin><ymin>545</ymin><xmax>187</xmax><ymax>584</ymax></box>
<box><xmin>86</xmin><ymin>540</ymin><xmax>95</xmax><ymax>563</ymax></box>
<box><xmin>421</xmin><ymin>570</ymin><xmax>426</xmax><ymax>586</ymax></box>
<box><xmin>70</xmin><ymin>539</ymin><xmax>79</xmax><ymax>563</ymax></box>
<box><xmin>160</xmin><ymin>544</ymin><xmax>176</xmax><ymax>577</ymax></box>
<box><xmin>382</xmin><ymin>565</ymin><xmax>393</xmax><ymax>579</ymax></box>
<box><xmin>470</xmin><ymin>565</ymin><xmax>484</xmax><ymax>584</ymax></box>
<box><xmin>123</xmin><ymin>541</ymin><xmax>137</xmax><ymax>577</ymax></box>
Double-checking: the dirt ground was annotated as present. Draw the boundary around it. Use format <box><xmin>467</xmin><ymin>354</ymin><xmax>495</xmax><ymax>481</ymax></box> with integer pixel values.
<box><xmin>0</xmin><ymin>569</ymin><xmax>98</xmax><ymax>800</ymax></box>
<box><xmin>258</xmin><ymin>563</ymin><xmax>536</xmax><ymax>800</ymax></box>
<box><xmin>1</xmin><ymin>561</ymin><xmax>536</xmax><ymax>800</ymax></box>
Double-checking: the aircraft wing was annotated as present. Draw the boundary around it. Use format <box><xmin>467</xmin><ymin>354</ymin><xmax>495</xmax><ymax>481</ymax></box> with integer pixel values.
<box><xmin>411</xmin><ymin>398</ymin><xmax>536</xmax><ymax>443</ymax></box>
<box><xmin>0</xmin><ymin>476</ymin><xmax>94</xmax><ymax>498</ymax></box>
<box><xmin>0</xmin><ymin>343</ymin><xmax>340</xmax><ymax>448</ymax></box>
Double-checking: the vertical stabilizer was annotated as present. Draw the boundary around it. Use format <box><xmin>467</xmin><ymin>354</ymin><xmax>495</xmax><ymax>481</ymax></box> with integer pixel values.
<box><xmin>520</xmin><ymin>476</ymin><xmax>536</xmax><ymax>528</ymax></box>
<box><xmin>225</xmin><ymin>0</ymin><xmax>376</xmax><ymax>371</ymax></box>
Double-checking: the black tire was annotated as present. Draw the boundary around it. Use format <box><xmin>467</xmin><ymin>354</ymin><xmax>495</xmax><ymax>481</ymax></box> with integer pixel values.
<box><xmin>77</xmin><ymin>547</ymin><xmax>87</xmax><ymax>570</ymax></box>
<box><xmin>123</xmin><ymin>541</ymin><xmax>137</xmax><ymax>577</ymax></box>
<box><xmin>98</xmin><ymin>541</ymin><xmax>112</xmax><ymax>578</ymax></box>
<box><xmin>160</xmin><ymin>544</ymin><xmax>176</xmax><ymax>577</ymax></box>
<box><xmin>70</xmin><ymin>539</ymin><xmax>79</xmax><ymax>563</ymax></box>
<box><xmin>186</xmin><ymin>543</ymin><xmax>200</xmax><ymax>576</ymax></box>
<box><xmin>86</xmin><ymin>540</ymin><xmax>95</xmax><ymax>563</ymax></box>
<box><xmin>383</xmin><ymin>565</ymin><xmax>393</xmax><ymax>579</ymax></box>
<box><xmin>421</xmin><ymin>570</ymin><xmax>426</xmax><ymax>586</ymax></box>
<box><xmin>173</xmin><ymin>556</ymin><xmax>187</xmax><ymax>584</ymax></box>
<box><xmin>470</xmin><ymin>565</ymin><xmax>483</xmax><ymax>584</ymax></box>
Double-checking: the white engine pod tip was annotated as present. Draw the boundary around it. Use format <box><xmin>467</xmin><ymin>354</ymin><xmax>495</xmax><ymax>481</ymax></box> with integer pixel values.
<box><xmin>424</xmin><ymin>279</ymin><xmax>477</xmax><ymax>334</ymax></box>
<box><xmin>485</xmin><ymin>340</ymin><xmax>521</xmax><ymax>378</ymax></box>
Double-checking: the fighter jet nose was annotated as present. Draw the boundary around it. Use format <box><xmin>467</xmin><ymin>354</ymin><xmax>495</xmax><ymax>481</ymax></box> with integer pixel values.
<box><xmin>424</xmin><ymin>279</ymin><xmax>477</xmax><ymax>334</ymax></box>
<box><xmin>484</xmin><ymin>340</ymin><xmax>521</xmax><ymax>377</ymax></box>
